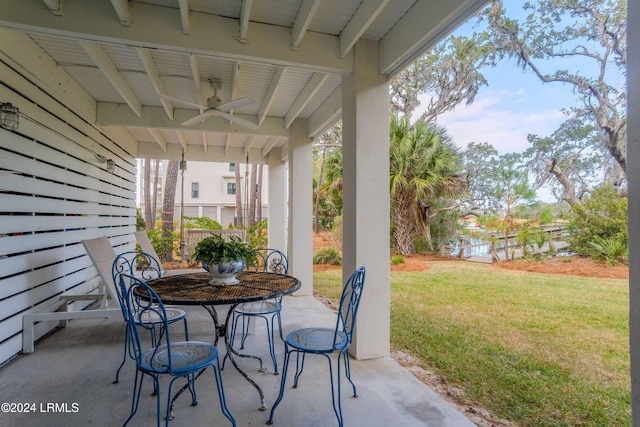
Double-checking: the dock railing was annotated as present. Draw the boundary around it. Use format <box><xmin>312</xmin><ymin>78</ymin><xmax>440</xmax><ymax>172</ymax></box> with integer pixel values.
<box><xmin>454</xmin><ymin>225</ymin><xmax>568</xmax><ymax>261</ymax></box>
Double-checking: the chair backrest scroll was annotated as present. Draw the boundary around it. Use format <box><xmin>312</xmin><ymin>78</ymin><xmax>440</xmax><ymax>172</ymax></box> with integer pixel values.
<box><xmin>334</xmin><ymin>265</ymin><xmax>366</xmax><ymax>349</ymax></box>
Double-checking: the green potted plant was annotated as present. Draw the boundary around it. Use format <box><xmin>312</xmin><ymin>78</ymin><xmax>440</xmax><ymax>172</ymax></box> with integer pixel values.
<box><xmin>193</xmin><ymin>234</ymin><xmax>256</xmax><ymax>284</ymax></box>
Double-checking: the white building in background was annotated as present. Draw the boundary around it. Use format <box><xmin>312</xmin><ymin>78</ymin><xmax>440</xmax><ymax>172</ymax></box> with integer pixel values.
<box><xmin>138</xmin><ymin>161</ymin><xmax>269</xmax><ymax>227</ymax></box>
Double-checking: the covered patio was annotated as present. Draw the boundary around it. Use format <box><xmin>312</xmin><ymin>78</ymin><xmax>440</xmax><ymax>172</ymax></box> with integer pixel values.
<box><xmin>0</xmin><ymin>290</ymin><xmax>474</xmax><ymax>426</ymax></box>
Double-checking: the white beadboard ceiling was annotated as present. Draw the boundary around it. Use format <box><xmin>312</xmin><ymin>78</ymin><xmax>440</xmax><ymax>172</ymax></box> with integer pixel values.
<box><xmin>0</xmin><ymin>0</ymin><xmax>488</xmax><ymax>162</ymax></box>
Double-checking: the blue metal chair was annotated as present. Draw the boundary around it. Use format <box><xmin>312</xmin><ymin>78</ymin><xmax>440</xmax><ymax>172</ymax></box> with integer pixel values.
<box><xmin>111</xmin><ymin>251</ymin><xmax>189</xmax><ymax>384</ymax></box>
<box><xmin>225</xmin><ymin>248</ymin><xmax>288</xmax><ymax>374</ymax></box>
<box><xmin>267</xmin><ymin>265</ymin><xmax>366</xmax><ymax>427</ymax></box>
<box><xmin>117</xmin><ymin>273</ymin><xmax>236</xmax><ymax>427</ymax></box>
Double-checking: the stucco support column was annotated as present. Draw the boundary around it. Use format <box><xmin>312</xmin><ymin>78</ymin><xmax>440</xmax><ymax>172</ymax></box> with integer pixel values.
<box><xmin>268</xmin><ymin>149</ymin><xmax>287</xmax><ymax>252</ymax></box>
<box><xmin>342</xmin><ymin>39</ymin><xmax>390</xmax><ymax>359</ymax></box>
<box><xmin>628</xmin><ymin>0</ymin><xmax>639</xmax><ymax>423</ymax></box>
<box><xmin>288</xmin><ymin>119</ymin><xmax>313</xmax><ymax>295</ymax></box>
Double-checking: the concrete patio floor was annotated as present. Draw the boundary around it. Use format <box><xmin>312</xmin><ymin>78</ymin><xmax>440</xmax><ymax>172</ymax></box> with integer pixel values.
<box><xmin>0</xmin><ymin>291</ymin><xmax>474</xmax><ymax>427</ymax></box>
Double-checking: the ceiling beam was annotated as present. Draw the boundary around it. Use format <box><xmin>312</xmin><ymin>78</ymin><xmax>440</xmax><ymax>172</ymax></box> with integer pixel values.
<box><xmin>97</xmin><ymin>102</ymin><xmax>290</xmax><ymax>138</ymax></box>
<box><xmin>176</xmin><ymin>131</ymin><xmax>188</xmax><ymax>151</ymax></box>
<box><xmin>262</xmin><ymin>137</ymin><xmax>279</xmax><ymax>157</ymax></box>
<box><xmin>285</xmin><ymin>72</ymin><xmax>328</xmax><ymax>129</ymax></box>
<box><xmin>137</xmin><ymin>48</ymin><xmax>173</xmax><ymax>120</ymax></box>
<box><xmin>379</xmin><ymin>0</ymin><xmax>488</xmax><ymax>76</ymax></box>
<box><xmin>0</xmin><ymin>0</ymin><xmax>352</xmax><ymax>74</ymax></box>
<box><xmin>178</xmin><ymin>0</ymin><xmax>191</xmax><ymax>34</ymax></box>
<box><xmin>244</xmin><ymin>135</ymin><xmax>257</xmax><ymax>157</ymax></box>
<box><xmin>202</xmin><ymin>133</ymin><xmax>209</xmax><ymax>154</ymax></box>
<box><xmin>339</xmin><ymin>0</ymin><xmax>390</xmax><ymax>57</ymax></box>
<box><xmin>307</xmin><ymin>88</ymin><xmax>341</xmax><ymax>138</ymax></box>
<box><xmin>224</xmin><ymin>134</ymin><xmax>231</xmax><ymax>155</ymax></box>
<box><xmin>149</xmin><ymin>128</ymin><xmax>168</xmax><ymax>152</ymax></box>
<box><xmin>42</xmin><ymin>0</ymin><xmax>62</xmax><ymax>16</ymax></box>
<box><xmin>238</xmin><ymin>0</ymin><xmax>253</xmax><ymax>42</ymax></box>
<box><xmin>291</xmin><ymin>0</ymin><xmax>321</xmax><ymax>50</ymax></box>
<box><xmin>80</xmin><ymin>41</ymin><xmax>142</xmax><ymax>117</ymax></box>
<box><xmin>109</xmin><ymin>0</ymin><xmax>131</xmax><ymax>26</ymax></box>
<box><xmin>188</xmin><ymin>54</ymin><xmax>206</xmax><ymax>109</ymax></box>
<box><xmin>258</xmin><ymin>67</ymin><xmax>286</xmax><ymax>126</ymax></box>
<box><xmin>137</xmin><ymin>141</ymin><xmax>270</xmax><ymax>164</ymax></box>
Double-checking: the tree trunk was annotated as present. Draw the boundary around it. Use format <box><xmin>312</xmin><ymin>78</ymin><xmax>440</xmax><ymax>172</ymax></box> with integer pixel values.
<box><xmin>249</xmin><ymin>163</ymin><xmax>257</xmax><ymax>226</ymax></box>
<box><xmin>544</xmin><ymin>158</ymin><xmax>580</xmax><ymax>206</ymax></box>
<box><xmin>151</xmin><ymin>159</ymin><xmax>159</xmax><ymax>226</ymax></box>
<box><xmin>315</xmin><ymin>147</ymin><xmax>328</xmax><ymax>234</ymax></box>
<box><xmin>143</xmin><ymin>159</ymin><xmax>153</xmax><ymax>230</ymax></box>
<box><xmin>235</xmin><ymin>164</ymin><xmax>242</xmax><ymax>227</ymax></box>
<box><xmin>393</xmin><ymin>193</ymin><xmax>414</xmax><ymax>255</ymax></box>
<box><xmin>160</xmin><ymin>160</ymin><xmax>180</xmax><ymax>261</ymax></box>
<box><xmin>256</xmin><ymin>164</ymin><xmax>263</xmax><ymax>222</ymax></box>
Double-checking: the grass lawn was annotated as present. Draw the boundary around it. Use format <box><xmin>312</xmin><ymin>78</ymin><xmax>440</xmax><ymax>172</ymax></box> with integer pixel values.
<box><xmin>313</xmin><ymin>261</ymin><xmax>630</xmax><ymax>426</ymax></box>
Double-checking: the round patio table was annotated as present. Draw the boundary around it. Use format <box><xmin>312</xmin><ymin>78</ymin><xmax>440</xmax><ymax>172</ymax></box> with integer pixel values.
<box><xmin>143</xmin><ymin>270</ymin><xmax>301</xmax><ymax>413</ymax></box>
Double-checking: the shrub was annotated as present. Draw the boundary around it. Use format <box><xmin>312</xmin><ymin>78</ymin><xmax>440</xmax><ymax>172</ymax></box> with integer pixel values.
<box><xmin>567</xmin><ymin>184</ymin><xmax>628</xmax><ymax>260</ymax></box>
<box><xmin>245</xmin><ymin>219</ymin><xmax>268</xmax><ymax>248</ymax></box>
<box><xmin>588</xmin><ymin>236</ymin><xmax>628</xmax><ymax>266</ymax></box>
<box><xmin>184</xmin><ymin>216</ymin><xmax>222</xmax><ymax>230</ymax></box>
<box><xmin>391</xmin><ymin>255</ymin><xmax>405</xmax><ymax>265</ymax></box>
<box><xmin>146</xmin><ymin>228</ymin><xmax>180</xmax><ymax>260</ymax></box>
<box><xmin>313</xmin><ymin>247</ymin><xmax>342</xmax><ymax>265</ymax></box>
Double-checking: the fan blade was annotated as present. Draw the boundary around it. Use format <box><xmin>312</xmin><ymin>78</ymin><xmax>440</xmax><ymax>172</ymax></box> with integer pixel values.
<box><xmin>217</xmin><ymin>111</ymin><xmax>259</xmax><ymax>129</ymax></box>
<box><xmin>182</xmin><ymin>110</ymin><xmax>216</xmax><ymax>127</ymax></box>
<box><xmin>216</xmin><ymin>97</ymin><xmax>255</xmax><ymax>112</ymax></box>
<box><xmin>159</xmin><ymin>94</ymin><xmax>205</xmax><ymax>110</ymax></box>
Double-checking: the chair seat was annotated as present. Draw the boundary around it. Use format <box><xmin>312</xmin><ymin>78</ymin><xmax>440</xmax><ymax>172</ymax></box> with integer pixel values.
<box><xmin>139</xmin><ymin>306</ymin><xmax>186</xmax><ymax>324</ymax></box>
<box><xmin>141</xmin><ymin>341</ymin><xmax>218</xmax><ymax>374</ymax></box>
<box><xmin>286</xmin><ymin>328</ymin><xmax>348</xmax><ymax>353</ymax></box>
<box><xmin>235</xmin><ymin>300</ymin><xmax>281</xmax><ymax>315</ymax></box>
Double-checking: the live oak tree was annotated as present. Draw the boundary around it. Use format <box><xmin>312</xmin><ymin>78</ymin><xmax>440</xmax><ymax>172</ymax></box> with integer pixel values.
<box><xmin>462</xmin><ymin>142</ymin><xmax>501</xmax><ymax>212</ymax></box>
<box><xmin>485</xmin><ymin>0</ymin><xmax>627</xmax><ymax>201</ymax></box>
<box><xmin>523</xmin><ymin>118</ymin><xmax>610</xmax><ymax>206</ymax></box>
<box><xmin>390</xmin><ymin>34</ymin><xmax>493</xmax><ymax>122</ymax></box>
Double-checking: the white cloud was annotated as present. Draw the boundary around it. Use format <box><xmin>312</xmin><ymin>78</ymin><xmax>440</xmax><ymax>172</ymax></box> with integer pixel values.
<box><xmin>430</xmin><ymin>92</ymin><xmax>565</xmax><ymax>154</ymax></box>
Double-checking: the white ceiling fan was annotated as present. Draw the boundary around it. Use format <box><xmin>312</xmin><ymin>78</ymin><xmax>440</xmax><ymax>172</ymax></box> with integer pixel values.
<box><xmin>160</xmin><ymin>78</ymin><xmax>258</xmax><ymax>129</ymax></box>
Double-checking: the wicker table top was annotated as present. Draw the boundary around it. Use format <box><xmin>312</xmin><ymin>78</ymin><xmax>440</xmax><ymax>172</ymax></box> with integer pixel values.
<box><xmin>144</xmin><ymin>270</ymin><xmax>301</xmax><ymax>306</ymax></box>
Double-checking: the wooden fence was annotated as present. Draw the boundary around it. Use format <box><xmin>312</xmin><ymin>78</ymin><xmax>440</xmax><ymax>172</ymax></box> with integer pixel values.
<box><xmin>182</xmin><ymin>229</ymin><xmax>247</xmax><ymax>260</ymax></box>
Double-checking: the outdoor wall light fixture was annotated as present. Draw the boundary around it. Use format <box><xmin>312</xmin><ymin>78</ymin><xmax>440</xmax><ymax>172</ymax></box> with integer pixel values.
<box><xmin>94</xmin><ymin>153</ymin><xmax>116</xmax><ymax>173</ymax></box>
<box><xmin>0</xmin><ymin>103</ymin><xmax>19</xmax><ymax>131</ymax></box>
<box><xmin>106</xmin><ymin>159</ymin><xmax>116</xmax><ymax>173</ymax></box>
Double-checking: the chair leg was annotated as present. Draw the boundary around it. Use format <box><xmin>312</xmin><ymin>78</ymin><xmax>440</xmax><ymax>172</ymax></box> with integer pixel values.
<box><xmin>293</xmin><ymin>351</ymin><xmax>307</xmax><ymax>388</ymax></box>
<box><xmin>212</xmin><ymin>361</ymin><xmax>237</xmax><ymax>426</ymax></box>
<box><xmin>114</xmin><ymin>327</ymin><xmax>129</xmax><ymax>384</ymax></box>
<box><xmin>221</xmin><ymin>312</ymin><xmax>242</xmax><ymax>371</ymax></box>
<box><xmin>182</xmin><ymin>317</ymin><xmax>190</xmax><ymax>341</ymax></box>
<box><xmin>187</xmin><ymin>372</ymin><xmax>198</xmax><ymax>406</ymax></box>
<box><xmin>331</xmin><ymin>354</ymin><xmax>344</xmax><ymax>427</ymax></box>
<box><xmin>342</xmin><ymin>350</ymin><xmax>358</xmax><ymax>397</ymax></box>
<box><xmin>123</xmin><ymin>369</ymin><xmax>145</xmax><ymax>426</ymax></box>
<box><xmin>240</xmin><ymin>314</ymin><xmax>251</xmax><ymax>349</ymax></box>
<box><xmin>266</xmin><ymin>347</ymin><xmax>293</xmax><ymax>425</ymax></box>
<box><xmin>267</xmin><ymin>314</ymin><xmax>279</xmax><ymax>374</ymax></box>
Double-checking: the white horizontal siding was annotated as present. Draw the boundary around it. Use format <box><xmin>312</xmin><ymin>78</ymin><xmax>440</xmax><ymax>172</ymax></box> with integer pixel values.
<box><xmin>0</xmin><ymin>73</ymin><xmax>137</xmax><ymax>364</ymax></box>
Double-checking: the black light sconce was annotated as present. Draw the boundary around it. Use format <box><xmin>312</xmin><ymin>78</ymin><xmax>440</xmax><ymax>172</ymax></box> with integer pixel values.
<box><xmin>0</xmin><ymin>103</ymin><xmax>19</xmax><ymax>130</ymax></box>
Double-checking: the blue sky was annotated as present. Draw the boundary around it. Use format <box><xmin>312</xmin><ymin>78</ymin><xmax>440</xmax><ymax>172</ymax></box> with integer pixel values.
<box><xmin>423</xmin><ymin>0</ymin><xmax>585</xmax><ymax>155</ymax></box>
<box><xmin>435</xmin><ymin>62</ymin><xmax>578</xmax><ymax>154</ymax></box>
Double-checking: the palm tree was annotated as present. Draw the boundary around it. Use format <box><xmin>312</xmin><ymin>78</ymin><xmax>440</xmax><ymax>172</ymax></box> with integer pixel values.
<box><xmin>390</xmin><ymin>116</ymin><xmax>464</xmax><ymax>255</ymax></box>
